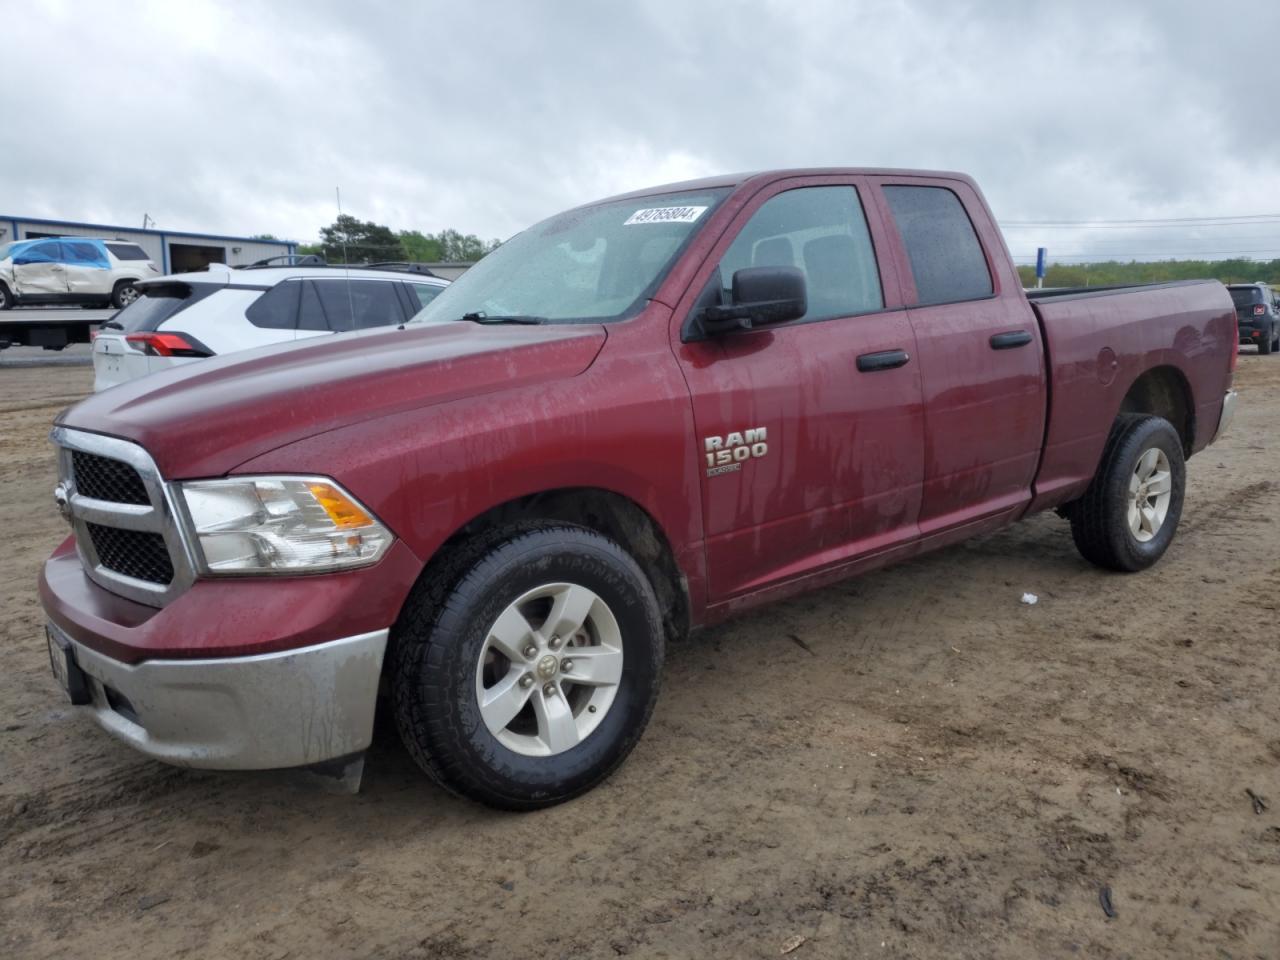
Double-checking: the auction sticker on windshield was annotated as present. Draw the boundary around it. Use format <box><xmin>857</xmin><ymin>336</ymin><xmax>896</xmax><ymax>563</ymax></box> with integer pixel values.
<box><xmin>624</xmin><ymin>206</ymin><xmax>708</xmax><ymax>225</ymax></box>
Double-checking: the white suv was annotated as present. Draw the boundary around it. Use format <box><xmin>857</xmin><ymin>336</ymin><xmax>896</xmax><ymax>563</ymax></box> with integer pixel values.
<box><xmin>0</xmin><ymin>237</ymin><xmax>160</xmax><ymax>310</ymax></box>
<box><xmin>92</xmin><ymin>259</ymin><xmax>449</xmax><ymax>391</ymax></box>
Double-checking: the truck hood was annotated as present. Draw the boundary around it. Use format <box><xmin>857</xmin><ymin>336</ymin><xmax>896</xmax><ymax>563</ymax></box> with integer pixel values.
<box><xmin>58</xmin><ymin>321</ymin><xmax>607</xmax><ymax>478</ymax></box>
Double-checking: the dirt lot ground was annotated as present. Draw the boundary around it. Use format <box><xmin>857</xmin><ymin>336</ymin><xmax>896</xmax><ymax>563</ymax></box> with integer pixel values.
<box><xmin>1</xmin><ymin>356</ymin><xmax>1277</xmax><ymax>960</ymax></box>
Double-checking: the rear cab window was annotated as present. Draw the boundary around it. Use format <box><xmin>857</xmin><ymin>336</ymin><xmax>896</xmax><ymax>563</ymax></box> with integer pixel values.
<box><xmin>883</xmin><ymin>185</ymin><xmax>993</xmax><ymax>305</ymax></box>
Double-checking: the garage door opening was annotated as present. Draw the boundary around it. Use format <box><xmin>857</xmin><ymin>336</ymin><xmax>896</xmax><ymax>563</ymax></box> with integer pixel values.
<box><xmin>169</xmin><ymin>243</ymin><xmax>226</xmax><ymax>273</ymax></box>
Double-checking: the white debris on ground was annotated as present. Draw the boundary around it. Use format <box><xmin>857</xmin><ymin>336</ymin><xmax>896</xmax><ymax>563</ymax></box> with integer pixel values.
<box><xmin>1021</xmin><ymin>592</ymin><xmax>1039</xmax><ymax>605</ymax></box>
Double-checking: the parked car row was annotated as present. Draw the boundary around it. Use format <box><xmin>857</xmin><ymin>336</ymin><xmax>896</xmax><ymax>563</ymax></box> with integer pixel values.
<box><xmin>91</xmin><ymin>259</ymin><xmax>448</xmax><ymax>390</ymax></box>
<box><xmin>1228</xmin><ymin>282</ymin><xmax>1280</xmax><ymax>355</ymax></box>
<box><xmin>0</xmin><ymin>237</ymin><xmax>159</xmax><ymax>310</ymax></box>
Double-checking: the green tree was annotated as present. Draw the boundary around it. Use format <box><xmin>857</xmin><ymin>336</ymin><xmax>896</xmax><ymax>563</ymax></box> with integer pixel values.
<box><xmin>318</xmin><ymin>215</ymin><xmax>405</xmax><ymax>264</ymax></box>
<box><xmin>251</xmin><ymin>233</ymin><xmax>279</xmax><ymax>241</ymax></box>
<box><xmin>398</xmin><ymin>229</ymin><xmax>443</xmax><ymax>263</ymax></box>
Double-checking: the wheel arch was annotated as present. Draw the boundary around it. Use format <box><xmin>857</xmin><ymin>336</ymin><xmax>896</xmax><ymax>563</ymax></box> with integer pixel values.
<box><xmin>1117</xmin><ymin>364</ymin><xmax>1195</xmax><ymax>457</ymax></box>
<box><xmin>399</xmin><ymin>486</ymin><xmax>691</xmax><ymax>651</ymax></box>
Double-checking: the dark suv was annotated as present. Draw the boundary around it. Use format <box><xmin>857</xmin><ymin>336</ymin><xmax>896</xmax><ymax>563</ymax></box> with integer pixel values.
<box><xmin>1228</xmin><ymin>283</ymin><xmax>1280</xmax><ymax>355</ymax></box>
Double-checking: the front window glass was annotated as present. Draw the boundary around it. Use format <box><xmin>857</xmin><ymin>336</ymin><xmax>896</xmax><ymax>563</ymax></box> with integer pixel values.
<box><xmin>411</xmin><ymin>188</ymin><xmax>729</xmax><ymax>324</ymax></box>
<box><xmin>717</xmin><ymin>186</ymin><xmax>883</xmax><ymax>322</ymax></box>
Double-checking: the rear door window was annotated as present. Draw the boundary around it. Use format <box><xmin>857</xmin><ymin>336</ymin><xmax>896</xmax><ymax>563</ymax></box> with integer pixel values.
<box><xmin>310</xmin><ymin>278</ymin><xmax>406</xmax><ymax>331</ymax></box>
<box><xmin>63</xmin><ymin>240</ymin><xmax>109</xmax><ymax>268</ymax></box>
<box><xmin>245</xmin><ymin>280</ymin><xmax>301</xmax><ymax>329</ymax></box>
<box><xmin>1229</xmin><ymin>287</ymin><xmax>1263</xmax><ymax>308</ymax></box>
<box><xmin>883</xmin><ymin>186</ymin><xmax>994</xmax><ymax>305</ymax></box>
<box><xmin>104</xmin><ymin>243</ymin><xmax>151</xmax><ymax>261</ymax></box>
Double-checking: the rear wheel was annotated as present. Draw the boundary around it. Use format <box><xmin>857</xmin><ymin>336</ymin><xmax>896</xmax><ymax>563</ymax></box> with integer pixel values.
<box><xmin>1068</xmin><ymin>414</ymin><xmax>1185</xmax><ymax>572</ymax></box>
<box><xmin>392</xmin><ymin>525</ymin><xmax>664</xmax><ymax>809</ymax></box>
<box><xmin>111</xmin><ymin>280</ymin><xmax>139</xmax><ymax>310</ymax></box>
<box><xmin>1260</xmin><ymin>327</ymin><xmax>1274</xmax><ymax>355</ymax></box>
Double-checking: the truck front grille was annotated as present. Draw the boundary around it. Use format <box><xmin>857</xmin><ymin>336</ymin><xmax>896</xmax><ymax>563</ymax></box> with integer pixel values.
<box><xmin>72</xmin><ymin>451</ymin><xmax>150</xmax><ymax>505</ymax></box>
<box><xmin>53</xmin><ymin>427</ymin><xmax>194</xmax><ymax>608</ymax></box>
<box><xmin>85</xmin><ymin>523</ymin><xmax>175</xmax><ymax>585</ymax></box>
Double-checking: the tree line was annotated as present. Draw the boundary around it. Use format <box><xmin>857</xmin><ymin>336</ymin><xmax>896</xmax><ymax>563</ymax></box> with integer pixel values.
<box><xmin>295</xmin><ymin>215</ymin><xmax>503</xmax><ymax>265</ymax></box>
<box><xmin>1015</xmin><ymin>258</ymin><xmax>1280</xmax><ymax>289</ymax></box>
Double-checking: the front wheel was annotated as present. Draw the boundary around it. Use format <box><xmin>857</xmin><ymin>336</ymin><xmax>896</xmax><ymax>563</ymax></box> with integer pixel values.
<box><xmin>1068</xmin><ymin>414</ymin><xmax>1186</xmax><ymax>572</ymax></box>
<box><xmin>0</xmin><ymin>282</ymin><xmax>12</xmax><ymax>310</ymax></box>
<box><xmin>392</xmin><ymin>525</ymin><xmax>665</xmax><ymax>809</ymax></box>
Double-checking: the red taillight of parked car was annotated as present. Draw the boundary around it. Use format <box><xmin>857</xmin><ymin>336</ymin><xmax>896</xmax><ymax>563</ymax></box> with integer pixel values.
<box><xmin>124</xmin><ymin>332</ymin><xmax>212</xmax><ymax>358</ymax></box>
<box><xmin>1254</xmin><ymin>304</ymin><xmax>1266</xmax><ymax>316</ymax></box>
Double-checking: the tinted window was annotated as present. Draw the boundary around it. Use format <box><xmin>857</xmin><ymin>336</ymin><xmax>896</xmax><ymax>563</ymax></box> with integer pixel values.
<box><xmin>111</xmin><ymin>284</ymin><xmax>206</xmax><ymax>332</ymax></box>
<box><xmin>884</xmin><ymin>186</ymin><xmax>993</xmax><ymax>305</ymax></box>
<box><xmin>105</xmin><ymin>243</ymin><xmax>150</xmax><ymax>261</ymax></box>
<box><xmin>298</xmin><ymin>280</ymin><xmax>327</xmax><ymax>331</ymax></box>
<box><xmin>245</xmin><ymin>280</ymin><xmax>300</xmax><ymax>329</ymax></box>
<box><xmin>1229</xmin><ymin>287</ymin><xmax>1263</xmax><ymax>307</ymax></box>
<box><xmin>408</xmin><ymin>282</ymin><xmax>444</xmax><ymax>309</ymax></box>
<box><xmin>311</xmin><ymin>279</ymin><xmax>405</xmax><ymax>331</ymax></box>
<box><xmin>718</xmin><ymin>186</ymin><xmax>882</xmax><ymax>322</ymax></box>
<box><xmin>63</xmin><ymin>241</ymin><xmax>107</xmax><ymax>266</ymax></box>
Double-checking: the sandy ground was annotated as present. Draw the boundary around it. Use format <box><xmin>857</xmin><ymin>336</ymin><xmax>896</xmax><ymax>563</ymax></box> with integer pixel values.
<box><xmin>1</xmin><ymin>356</ymin><xmax>1277</xmax><ymax>960</ymax></box>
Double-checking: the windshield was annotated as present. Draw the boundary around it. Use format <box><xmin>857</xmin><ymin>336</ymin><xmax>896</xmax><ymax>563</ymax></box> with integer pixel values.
<box><xmin>1229</xmin><ymin>287</ymin><xmax>1263</xmax><ymax>308</ymax></box>
<box><xmin>411</xmin><ymin>188</ymin><xmax>730</xmax><ymax>324</ymax></box>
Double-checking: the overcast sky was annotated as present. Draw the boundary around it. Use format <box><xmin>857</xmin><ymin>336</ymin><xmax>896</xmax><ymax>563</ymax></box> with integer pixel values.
<box><xmin>3</xmin><ymin>0</ymin><xmax>1279</xmax><ymax>264</ymax></box>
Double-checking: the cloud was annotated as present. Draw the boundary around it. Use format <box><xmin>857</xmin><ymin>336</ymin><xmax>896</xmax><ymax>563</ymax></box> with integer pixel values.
<box><xmin>2</xmin><ymin>0</ymin><xmax>1277</xmax><ymax>261</ymax></box>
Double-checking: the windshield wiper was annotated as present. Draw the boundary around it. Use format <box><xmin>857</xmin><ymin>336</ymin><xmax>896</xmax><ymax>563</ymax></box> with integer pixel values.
<box><xmin>457</xmin><ymin>312</ymin><xmax>545</xmax><ymax>325</ymax></box>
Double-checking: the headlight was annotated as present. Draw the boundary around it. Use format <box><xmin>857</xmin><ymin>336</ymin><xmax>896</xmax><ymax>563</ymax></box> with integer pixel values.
<box><xmin>178</xmin><ymin>476</ymin><xmax>392</xmax><ymax>574</ymax></box>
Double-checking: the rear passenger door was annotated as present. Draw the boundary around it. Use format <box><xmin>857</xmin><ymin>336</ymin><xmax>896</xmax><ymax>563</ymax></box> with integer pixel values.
<box><xmin>61</xmin><ymin>240</ymin><xmax>111</xmax><ymax>297</ymax></box>
<box><xmin>870</xmin><ymin>177</ymin><xmax>1046</xmax><ymax>535</ymax></box>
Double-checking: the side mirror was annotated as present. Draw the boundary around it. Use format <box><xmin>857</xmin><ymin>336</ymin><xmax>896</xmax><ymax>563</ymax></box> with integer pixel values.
<box><xmin>697</xmin><ymin>266</ymin><xmax>807</xmax><ymax>336</ymax></box>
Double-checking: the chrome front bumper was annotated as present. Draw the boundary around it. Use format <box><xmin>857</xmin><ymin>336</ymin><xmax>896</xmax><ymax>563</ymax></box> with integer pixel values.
<box><xmin>50</xmin><ymin>622</ymin><xmax>388</xmax><ymax>770</ymax></box>
<box><xmin>1212</xmin><ymin>389</ymin><xmax>1238</xmax><ymax>444</ymax></box>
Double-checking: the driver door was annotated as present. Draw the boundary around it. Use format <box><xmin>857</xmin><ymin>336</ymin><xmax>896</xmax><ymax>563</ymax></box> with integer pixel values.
<box><xmin>13</xmin><ymin>240</ymin><xmax>70</xmax><ymax>297</ymax></box>
<box><xmin>672</xmin><ymin>178</ymin><xmax>925</xmax><ymax>602</ymax></box>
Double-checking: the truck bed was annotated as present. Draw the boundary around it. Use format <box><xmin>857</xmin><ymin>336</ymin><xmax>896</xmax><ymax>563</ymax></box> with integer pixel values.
<box><xmin>1025</xmin><ymin>279</ymin><xmax>1236</xmax><ymax>513</ymax></box>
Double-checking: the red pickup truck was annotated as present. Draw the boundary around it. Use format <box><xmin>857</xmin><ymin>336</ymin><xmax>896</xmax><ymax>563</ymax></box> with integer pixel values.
<box><xmin>40</xmin><ymin>168</ymin><xmax>1239</xmax><ymax>808</ymax></box>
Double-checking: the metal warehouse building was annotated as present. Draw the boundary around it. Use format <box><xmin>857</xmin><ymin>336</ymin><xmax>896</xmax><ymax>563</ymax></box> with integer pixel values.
<box><xmin>1</xmin><ymin>215</ymin><xmax>296</xmax><ymax>273</ymax></box>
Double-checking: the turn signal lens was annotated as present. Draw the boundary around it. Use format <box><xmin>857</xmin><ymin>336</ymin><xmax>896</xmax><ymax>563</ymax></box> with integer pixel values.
<box><xmin>307</xmin><ymin>482</ymin><xmax>374</xmax><ymax>529</ymax></box>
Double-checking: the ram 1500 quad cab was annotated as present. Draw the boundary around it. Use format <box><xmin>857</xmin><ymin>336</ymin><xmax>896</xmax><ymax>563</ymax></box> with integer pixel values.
<box><xmin>39</xmin><ymin>169</ymin><xmax>1239</xmax><ymax>808</ymax></box>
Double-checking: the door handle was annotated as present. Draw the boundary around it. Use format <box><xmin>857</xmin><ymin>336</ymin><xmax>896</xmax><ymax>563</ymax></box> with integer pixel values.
<box><xmin>856</xmin><ymin>349</ymin><xmax>910</xmax><ymax>372</ymax></box>
<box><xmin>990</xmin><ymin>330</ymin><xmax>1033</xmax><ymax>350</ymax></box>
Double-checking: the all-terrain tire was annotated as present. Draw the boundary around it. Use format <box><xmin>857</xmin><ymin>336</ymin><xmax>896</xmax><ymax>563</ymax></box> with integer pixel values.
<box><xmin>391</xmin><ymin>525</ymin><xmax>665</xmax><ymax>810</ymax></box>
<box><xmin>1069</xmin><ymin>414</ymin><xmax>1186</xmax><ymax>572</ymax></box>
